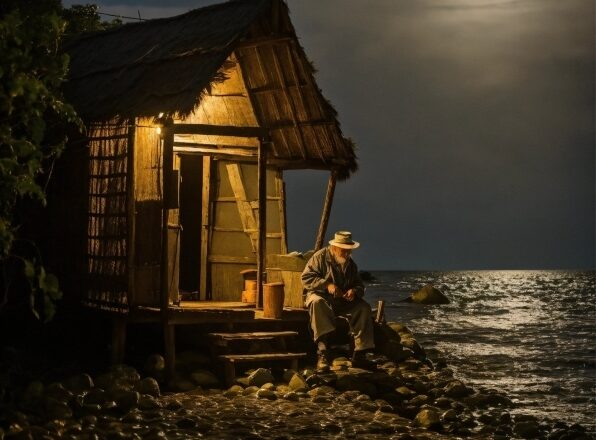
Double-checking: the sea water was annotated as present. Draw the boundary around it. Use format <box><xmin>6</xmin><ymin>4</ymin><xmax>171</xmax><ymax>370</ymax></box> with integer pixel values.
<box><xmin>364</xmin><ymin>270</ymin><xmax>595</xmax><ymax>430</ymax></box>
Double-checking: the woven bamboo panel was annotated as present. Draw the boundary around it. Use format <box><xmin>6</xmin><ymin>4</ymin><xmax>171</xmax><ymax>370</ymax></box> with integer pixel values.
<box><xmin>86</xmin><ymin>122</ymin><xmax>129</xmax><ymax>311</ymax></box>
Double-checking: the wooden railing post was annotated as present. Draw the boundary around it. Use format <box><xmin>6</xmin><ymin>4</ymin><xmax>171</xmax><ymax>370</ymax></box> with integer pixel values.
<box><xmin>314</xmin><ymin>170</ymin><xmax>338</xmax><ymax>251</ymax></box>
<box><xmin>256</xmin><ymin>137</ymin><xmax>269</xmax><ymax>309</ymax></box>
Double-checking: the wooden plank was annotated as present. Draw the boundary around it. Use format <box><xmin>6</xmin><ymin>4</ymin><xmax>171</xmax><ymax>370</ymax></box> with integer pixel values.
<box><xmin>276</xmin><ymin>171</ymin><xmax>288</xmax><ymax>253</ymax></box>
<box><xmin>225</xmin><ymin>163</ymin><xmax>258</xmax><ymax>251</ymax></box>
<box><xmin>208</xmin><ymin>255</ymin><xmax>256</xmax><ymax>264</ymax></box>
<box><xmin>314</xmin><ymin>170</ymin><xmax>337</xmax><ymax>251</ymax></box>
<box><xmin>219</xmin><ymin>352</ymin><xmax>306</xmax><ymax>362</ymax></box>
<box><xmin>161</xmin><ymin>119</ymin><xmax>174</xmax><ymax>317</ymax></box>
<box><xmin>200</xmin><ymin>156</ymin><xmax>211</xmax><ymax>300</ymax></box>
<box><xmin>256</xmin><ymin>140</ymin><xmax>268</xmax><ymax>309</ymax></box>
<box><xmin>173</xmin><ymin>145</ymin><xmax>257</xmax><ymax>158</ymax></box>
<box><xmin>172</xmin><ymin>123</ymin><xmax>267</xmax><ymax>138</ymax></box>
<box><xmin>209</xmin><ymin>331</ymin><xmax>298</xmax><ymax>340</ymax></box>
<box><xmin>376</xmin><ymin>300</ymin><xmax>386</xmax><ymax>323</ymax></box>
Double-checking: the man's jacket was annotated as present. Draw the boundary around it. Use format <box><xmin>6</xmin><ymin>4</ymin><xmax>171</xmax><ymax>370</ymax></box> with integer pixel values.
<box><xmin>301</xmin><ymin>247</ymin><xmax>365</xmax><ymax>303</ymax></box>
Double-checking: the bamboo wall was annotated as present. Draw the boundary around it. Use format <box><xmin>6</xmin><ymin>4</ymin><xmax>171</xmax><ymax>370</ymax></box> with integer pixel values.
<box><xmin>85</xmin><ymin>122</ymin><xmax>130</xmax><ymax>311</ymax></box>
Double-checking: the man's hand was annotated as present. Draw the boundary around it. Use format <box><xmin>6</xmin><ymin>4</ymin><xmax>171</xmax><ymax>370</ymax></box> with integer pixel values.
<box><xmin>327</xmin><ymin>283</ymin><xmax>344</xmax><ymax>298</ymax></box>
<box><xmin>343</xmin><ymin>289</ymin><xmax>356</xmax><ymax>302</ymax></box>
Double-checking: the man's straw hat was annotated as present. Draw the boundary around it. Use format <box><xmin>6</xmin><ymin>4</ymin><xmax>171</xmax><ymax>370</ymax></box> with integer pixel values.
<box><xmin>329</xmin><ymin>231</ymin><xmax>360</xmax><ymax>249</ymax></box>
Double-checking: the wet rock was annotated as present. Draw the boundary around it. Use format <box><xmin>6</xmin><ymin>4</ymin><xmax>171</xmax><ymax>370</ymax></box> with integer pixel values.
<box><xmin>395</xmin><ymin>386</ymin><xmax>416</xmax><ymax>397</ymax></box>
<box><xmin>256</xmin><ymin>389</ymin><xmax>276</xmax><ymax>400</ymax></box>
<box><xmin>190</xmin><ymin>369</ymin><xmax>219</xmax><ymax>388</ymax></box>
<box><xmin>165</xmin><ymin>399</ymin><xmax>182</xmax><ymax>410</ymax></box>
<box><xmin>335</xmin><ymin>374</ymin><xmax>377</xmax><ymax>396</ymax></box>
<box><xmin>464</xmin><ymin>391</ymin><xmax>512</xmax><ymax>408</ymax></box>
<box><xmin>138</xmin><ymin>395</ymin><xmax>161</xmax><ymax>410</ymax></box>
<box><xmin>414</xmin><ymin>408</ymin><xmax>442</xmax><ymax>430</ymax></box>
<box><xmin>408</xmin><ymin>394</ymin><xmax>429</xmax><ymax>407</ymax></box>
<box><xmin>312</xmin><ymin>395</ymin><xmax>331</xmax><ymax>403</ymax></box>
<box><xmin>110</xmin><ymin>365</ymin><xmax>140</xmax><ymax>385</ymax></box>
<box><xmin>242</xmin><ymin>386</ymin><xmax>259</xmax><ymax>395</ymax></box>
<box><xmin>276</xmin><ymin>384</ymin><xmax>290</xmax><ymax>394</ymax></box>
<box><xmin>144</xmin><ymin>354</ymin><xmax>165</xmax><ymax>376</ymax></box>
<box><xmin>332</xmin><ymin>357</ymin><xmax>351</xmax><ymax>368</ymax></box>
<box><xmin>283</xmin><ymin>391</ymin><xmax>299</xmax><ymax>401</ymax></box>
<box><xmin>444</xmin><ymin>380</ymin><xmax>474</xmax><ymax>398</ymax></box>
<box><xmin>307</xmin><ymin>386</ymin><xmax>335</xmax><ymax>396</ymax></box>
<box><xmin>44</xmin><ymin>397</ymin><xmax>73</xmax><ymax>419</ymax></box>
<box><xmin>247</xmin><ymin>368</ymin><xmax>274</xmax><ymax>387</ymax></box>
<box><xmin>65</xmin><ymin>374</ymin><xmax>94</xmax><ymax>393</ymax></box>
<box><xmin>514</xmin><ymin>420</ymin><xmax>542</xmax><ymax>439</ymax></box>
<box><xmin>93</xmin><ymin>373</ymin><xmax>113</xmax><ymax>390</ymax></box>
<box><xmin>406</xmin><ymin>285</ymin><xmax>450</xmax><ymax>304</ymax></box>
<box><xmin>135</xmin><ymin>377</ymin><xmax>160</xmax><ymax>397</ymax></box>
<box><xmin>442</xmin><ymin>409</ymin><xmax>458</xmax><ymax>422</ymax></box>
<box><xmin>282</xmin><ymin>369</ymin><xmax>297</xmax><ymax>383</ymax></box>
<box><xmin>113</xmin><ymin>390</ymin><xmax>139</xmax><ymax>412</ymax></box>
<box><xmin>260</xmin><ymin>383</ymin><xmax>276</xmax><ymax>391</ymax></box>
<box><xmin>44</xmin><ymin>382</ymin><xmax>73</xmax><ymax>403</ymax></box>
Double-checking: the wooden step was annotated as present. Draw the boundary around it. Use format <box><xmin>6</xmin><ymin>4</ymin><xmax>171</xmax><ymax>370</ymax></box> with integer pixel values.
<box><xmin>219</xmin><ymin>352</ymin><xmax>306</xmax><ymax>363</ymax></box>
<box><xmin>209</xmin><ymin>331</ymin><xmax>298</xmax><ymax>341</ymax></box>
<box><xmin>218</xmin><ymin>352</ymin><xmax>307</xmax><ymax>386</ymax></box>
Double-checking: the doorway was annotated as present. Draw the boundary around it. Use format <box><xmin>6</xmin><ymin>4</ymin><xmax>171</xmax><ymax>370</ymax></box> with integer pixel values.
<box><xmin>178</xmin><ymin>154</ymin><xmax>203</xmax><ymax>296</ymax></box>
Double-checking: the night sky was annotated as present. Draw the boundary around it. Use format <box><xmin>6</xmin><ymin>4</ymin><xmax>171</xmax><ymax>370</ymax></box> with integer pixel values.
<box><xmin>62</xmin><ymin>0</ymin><xmax>595</xmax><ymax>270</ymax></box>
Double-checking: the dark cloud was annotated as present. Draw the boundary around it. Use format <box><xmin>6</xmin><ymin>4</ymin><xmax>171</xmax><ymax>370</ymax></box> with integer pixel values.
<box><xmin>62</xmin><ymin>0</ymin><xmax>594</xmax><ymax>269</ymax></box>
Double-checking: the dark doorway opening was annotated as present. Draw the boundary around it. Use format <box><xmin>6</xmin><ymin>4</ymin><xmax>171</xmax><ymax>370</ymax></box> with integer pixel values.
<box><xmin>178</xmin><ymin>154</ymin><xmax>203</xmax><ymax>294</ymax></box>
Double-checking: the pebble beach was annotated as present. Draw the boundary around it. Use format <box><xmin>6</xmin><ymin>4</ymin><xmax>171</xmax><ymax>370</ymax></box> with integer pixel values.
<box><xmin>1</xmin><ymin>321</ymin><xmax>593</xmax><ymax>440</ymax></box>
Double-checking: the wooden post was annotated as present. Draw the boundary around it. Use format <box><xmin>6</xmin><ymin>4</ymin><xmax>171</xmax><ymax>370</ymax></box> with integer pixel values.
<box><xmin>161</xmin><ymin>119</ymin><xmax>174</xmax><ymax>315</ymax></box>
<box><xmin>161</xmin><ymin>119</ymin><xmax>175</xmax><ymax>380</ymax></box>
<box><xmin>256</xmin><ymin>138</ymin><xmax>269</xmax><ymax>309</ymax></box>
<box><xmin>111</xmin><ymin>315</ymin><xmax>127</xmax><ymax>364</ymax></box>
<box><xmin>314</xmin><ymin>170</ymin><xmax>338</xmax><ymax>251</ymax></box>
<box><xmin>376</xmin><ymin>300</ymin><xmax>386</xmax><ymax>324</ymax></box>
<box><xmin>199</xmin><ymin>156</ymin><xmax>211</xmax><ymax>300</ymax></box>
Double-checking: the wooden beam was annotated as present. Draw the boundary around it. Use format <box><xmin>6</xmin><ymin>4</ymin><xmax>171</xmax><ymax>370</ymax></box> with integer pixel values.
<box><xmin>161</xmin><ymin>119</ymin><xmax>174</xmax><ymax>318</ymax></box>
<box><xmin>199</xmin><ymin>156</ymin><xmax>211</xmax><ymax>300</ymax></box>
<box><xmin>173</xmin><ymin>145</ymin><xmax>257</xmax><ymax>158</ymax></box>
<box><xmin>276</xmin><ymin>171</ymin><xmax>288</xmax><ymax>254</ymax></box>
<box><xmin>235</xmin><ymin>35</ymin><xmax>294</xmax><ymax>49</ymax></box>
<box><xmin>256</xmin><ymin>138</ymin><xmax>269</xmax><ymax>309</ymax></box>
<box><xmin>172</xmin><ymin>123</ymin><xmax>268</xmax><ymax>138</ymax></box>
<box><xmin>226</xmin><ymin>163</ymin><xmax>258</xmax><ymax>251</ymax></box>
<box><xmin>314</xmin><ymin>170</ymin><xmax>338</xmax><ymax>251</ymax></box>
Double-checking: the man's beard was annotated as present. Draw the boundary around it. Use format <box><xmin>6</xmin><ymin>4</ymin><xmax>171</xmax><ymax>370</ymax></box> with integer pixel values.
<box><xmin>333</xmin><ymin>253</ymin><xmax>348</xmax><ymax>265</ymax></box>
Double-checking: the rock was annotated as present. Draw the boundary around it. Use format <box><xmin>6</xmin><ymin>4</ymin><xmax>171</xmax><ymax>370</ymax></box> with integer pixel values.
<box><xmin>283</xmin><ymin>392</ymin><xmax>299</xmax><ymax>401</ymax></box>
<box><xmin>144</xmin><ymin>354</ymin><xmax>165</xmax><ymax>375</ymax></box>
<box><xmin>247</xmin><ymin>368</ymin><xmax>274</xmax><ymax>387</ymax></box>
<box><xmin>44</xmin><ymin>397</ymin><xmax>73</xmax><ymax>419</ymax></box>
<box><xmin>444</xmin><ymin>381</ymin><xmax>474</xmax><ymax>398</ymax></box>
<box><xmin>138</xmin><ymin>395</ymin><xmax>162</xmax><ymax>411</ymax></box>
<box><xmin>93</xmin><ymin>374</ymin><xmax>113</xmax><ymax>390</ymax></box>
<box><xmin>65</xmin><ymin>374</ymin><xmax>94</xmax><ymax>393</ymax></box>
<box><xmin>110</xmin><ymin>365</ymin><xmax>140</xmax><ymax>385</ymax></box>
<box><xmin>514</xmin><ymin>420</ymin><xmax>541</xmax><ymax>439</ymax></box>
<box><xmin>332</xmin><ymin>357</ymin><xmax>351</xmax><ymax>367</ymax></box>
<box><xmin>282</xmin><ymin>369</ymin><xmax>297</xmax><ymax>383</ymax></box>
<box><xmin>307</xmin><ymin>386</ymin><xmax>335</xmax><ymax>396</ymax></box>
<box><xmin>395</xmin><ymin>386</ymin><xmax>416</xmax><ymax>397</ymax></box>
<box><xmin>414</xmin><ymin>408</ymin><xmax>442</xmax><ymax>430</ymax></box>
<box><xmin>406</xmin><ymin>285</ymin><xmax>450</xmax><ymax>304</ymax></box>
<box><xmin>442</xmin><ymin>409</ymin><xmax>458</xmax><ymax>422</ymax></box>
<box><xmin>312</xmin><ymin>395</ymin><xmax>331</xmax><ymax>403</ymax></box>
<box><xmin>172</xmin><ymin>379</ymin><xmax>196</xmax><ymax>392</ymax></box>
<box><xmin>44</xmin><ymin>383</ymin><xmax>73</xmax><ymax>403</ymax></box>
<box><xmin>135</xmin><ymin>377</ymin><xmax>160</xmax><ymax>397</ymax></box>
<box><xmin>256</xmin><ymin>389</ymin><xmax>276</xmax><ymax>400</ymax></box>
<box><xmin>190</xmin><ymin>370</ymin><xmax>219</xmax><ymax>388</ymax></box>
<box><xmin>408</xmin><ymin>394</ymin><xmax>429</xmax><ymax>407</ymax></box>
<box><xmin>260</xmin><ymin>382</ymin><xmax>276</xmax><ymax>391</ymax></box>
<box><xmin>242</xmin><ymin>386</ymin><xmax>259</xmax><ymax>395</ymax></box>
<box><xmin>335</xmin><ymin>374</ymin><xmax>377</xmax><ymax>396</ymax></box>
<box><xmin>288</xmin><ymin>374</ymin><xmax>308</xmax><ymax>392</ymax></box>
<box><xmin>113</xmin><ymin>390</ymin><xmax>139</xmax><ymax>412</ymax></box>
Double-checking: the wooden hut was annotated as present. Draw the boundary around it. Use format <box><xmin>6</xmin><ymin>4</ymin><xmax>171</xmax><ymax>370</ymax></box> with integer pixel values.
<box><xmin>57</xmin><ymin>0</ymin><xmax>357</xmax><ymax>375</ymax></box>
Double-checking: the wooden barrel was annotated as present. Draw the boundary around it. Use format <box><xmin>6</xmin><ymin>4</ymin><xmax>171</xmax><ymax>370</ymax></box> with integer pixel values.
<box><xmin>263</xmin><ymin>282</ymin><xmax>285</xmax><ymax>319</ymax></box>
<box><xmin>241</xmin><ymin>289</ymin><xmax>257</xmax><ymax>303</ymax></box>
<box><xmin>244</xmin><ymin>279</ymin><xmax>258</xmax><ymax>292</ymax></box>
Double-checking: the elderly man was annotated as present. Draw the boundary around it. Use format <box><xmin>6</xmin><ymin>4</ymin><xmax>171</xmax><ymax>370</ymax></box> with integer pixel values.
<box><xmin>301</xmin><ymin>231</ymin><xmax>376</xmax><ymax>371</ymax></box>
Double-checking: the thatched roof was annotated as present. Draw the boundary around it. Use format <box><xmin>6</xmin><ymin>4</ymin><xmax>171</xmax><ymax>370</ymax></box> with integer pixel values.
<box><xmin>64</xmin><ymin>0</ymin><xmax>357</xmax><ymax>174</ymax></box>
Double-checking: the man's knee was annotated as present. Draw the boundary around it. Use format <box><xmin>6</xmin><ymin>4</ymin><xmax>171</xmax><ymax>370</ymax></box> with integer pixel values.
<box><xmin>308</xmin><ymin>294</ymin><xmax>332</xmax><ymax>311</ymax></box>
<box><xmin>351</xmin><ymin>299</ymin><xmax>372</xmax><ymax>317</ymax></box>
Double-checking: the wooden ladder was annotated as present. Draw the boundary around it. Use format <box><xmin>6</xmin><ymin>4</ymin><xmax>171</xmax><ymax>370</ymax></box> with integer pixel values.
<box><xmin>208</xmin><ymin>331</ymin><xmax>306</xmax><ymax>386</ymax></box>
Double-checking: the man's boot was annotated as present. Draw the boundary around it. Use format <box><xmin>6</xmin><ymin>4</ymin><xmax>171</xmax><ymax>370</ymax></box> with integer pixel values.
<box><xmin>316</xmin><ymin>337</ymin><xmax>331</xmax><ymax>372</ymax></box>
<box><xmin>351</xmin><ymin>350</ymin><xmax>377</xmax><ymax>370</ymax></box>
<box><xmin>317</xmin><ymin>350</ymin><xmax>331</xmax><ymax>372</ymax></box>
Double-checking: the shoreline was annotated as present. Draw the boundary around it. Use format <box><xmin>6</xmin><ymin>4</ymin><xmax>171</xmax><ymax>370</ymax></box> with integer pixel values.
<box><xmin>1</xmin><ymin>321</ymin><xmax>593</xmax><ymax>439</ymax></box>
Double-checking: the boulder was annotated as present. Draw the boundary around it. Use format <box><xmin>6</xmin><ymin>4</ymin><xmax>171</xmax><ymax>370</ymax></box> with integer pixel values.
<box><xmin>190</xmin><ymin>370</ymin><xmax>219</xmax><ymax>388</ymax></box>
<box><xmin>144</xmin><ymin>354</ymin><xmax>165</xmax><ymax>376</ymax></box>
<box><xmin>514</xmin><ymin>420</ymin><xmax>541</xmax><ymax>439</ymax></box>
<box><xmin>405</xmin><ymin>285</ymin><xmax>450</xmax><ymax>305</ymax></box>
<box><xmin>444</xmin><ymin>381</ymin><xmax>474</xmax><ymax>398</ymax></box>
<box><xmin>65</xmin><ymin>374</ymin><xmax>94</xmax><ymax>393</ymax></box>
<box><xmin>414</xmin><ymin>408</ymin><xmax>442</xmax><ymax>430</ymax></box>
<box><xmin>247</xmin><ymin>368</ymin><xmax>274</xmax><ymax>387</ymax></box>
<box><xmin>135</xmin><ymin>377</ymin><xmax>160</xmax><ymax>397</ymax></box>
<box><xmin>288</xmin><ymin>374</ymin><xmax>308</xmax><ymax>392</ymax></box>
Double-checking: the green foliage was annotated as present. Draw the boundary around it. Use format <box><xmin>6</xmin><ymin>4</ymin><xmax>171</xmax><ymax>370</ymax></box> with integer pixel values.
<box><xmin>62</xmin><ymin>4</ymin><xmax>123</xmax><ymax>37</ymax></box>
<box><xmin>0</xmin><ymin>6</ymin><xmax>82</xmax><ymax>321</ymax></box>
